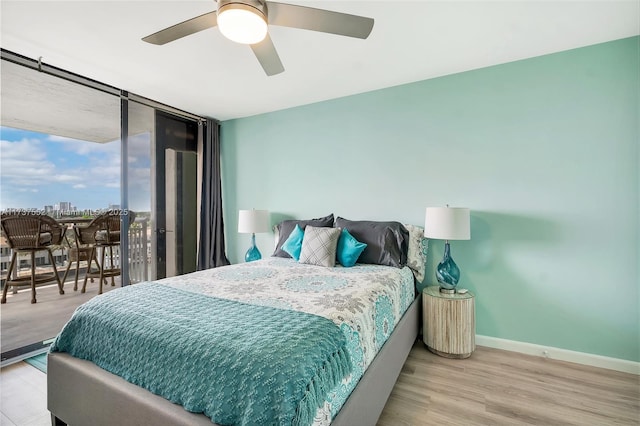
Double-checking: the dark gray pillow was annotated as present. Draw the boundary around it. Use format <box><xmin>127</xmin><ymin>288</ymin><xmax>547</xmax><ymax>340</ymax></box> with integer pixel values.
<box><xmin>273</xmin><ymin>214</ymin><xmax>334</xmax><ymax>258</ymax></box>
<box><xmin>334</xmin><ymin>217</ymin><xmax>409</xmax><ymax>268</ymax></box>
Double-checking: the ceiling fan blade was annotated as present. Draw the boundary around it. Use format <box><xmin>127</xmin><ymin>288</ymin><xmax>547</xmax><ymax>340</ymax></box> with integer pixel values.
<box><xmin>142</xmin><ymin>11</ymin><xmax>218</xmax><ymax>45</ymax></box>
<box><xmin>250</xmin><ymin>33</ymin><xmax>285</xmax><ymax>76</ymax></box>
<box><xmin>266</xmin><ymin>2</ymin><xmax>374</xmax><ymax>39</ymax></box>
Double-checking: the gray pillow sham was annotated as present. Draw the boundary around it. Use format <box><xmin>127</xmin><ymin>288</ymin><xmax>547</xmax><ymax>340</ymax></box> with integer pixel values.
<box><xmin>272</xmin><ymin>213</ymin><xmax>334</xmax><ymax>258</ymax></box>
<box><xmin>334</xmin><ymin>217</ymin><xmax>409</xmax><ymax>268</ymax></box>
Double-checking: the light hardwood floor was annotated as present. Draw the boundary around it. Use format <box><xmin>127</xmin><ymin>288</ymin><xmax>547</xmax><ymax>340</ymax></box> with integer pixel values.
<box><xmin>1</xmin><ymin>342</ymin><xmax>638</xmax><ymax>426</ymax></box>
<box><xmin>378</xmin><ymin>342</ymin><xmax>640</xmax><ymax>425</ymax></box>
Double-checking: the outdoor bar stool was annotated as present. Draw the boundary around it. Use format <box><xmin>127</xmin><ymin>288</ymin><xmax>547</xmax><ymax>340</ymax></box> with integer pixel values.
<box><xmin>61</xmin><ymin>226</ymin><xmax>96</xmax><ymax>292</ymax></box>
<box><xmin>75</xmin><ymin>211</ymin><xmax>135</xmax><ymax>294</ymax></box>
<box><xmin>1</xmin><ymin>214</ymin><xmax>65</xmax><ymax>304</ymax></box>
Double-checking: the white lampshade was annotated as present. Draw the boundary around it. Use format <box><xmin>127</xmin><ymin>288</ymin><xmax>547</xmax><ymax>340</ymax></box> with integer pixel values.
<box><xmin>238</xmin><ymin>209</ymin><xmax>270</xmax><ymax>233</ymax></box>
<box><xmin>424</xmin><ymin>207</ymin><xmax>471</xmax><ymax>241</ymax></box>
<box><xmin>217</xmin><ymin>4</ymin><xmax>268</xmax><ymax>45</ymax></box>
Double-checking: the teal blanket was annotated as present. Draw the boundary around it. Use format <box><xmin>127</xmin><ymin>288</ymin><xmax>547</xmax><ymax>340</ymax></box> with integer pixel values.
<box><xmin>51</xmin><ymin>283</ymin><xmax>352</xmax><ymax>426</ymax></box>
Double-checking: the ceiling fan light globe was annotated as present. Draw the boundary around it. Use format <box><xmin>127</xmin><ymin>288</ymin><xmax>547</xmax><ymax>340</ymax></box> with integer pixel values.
<box><xmin>218</xmin><ymin>6</ymin><xmax>268</xmax><ymax>45</ymax></box>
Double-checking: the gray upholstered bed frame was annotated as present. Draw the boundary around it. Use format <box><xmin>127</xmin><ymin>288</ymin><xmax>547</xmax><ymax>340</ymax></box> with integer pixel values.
<box><xmin>47</xmin><ymin>294</ymin><xmax>421</xmax><ymax>426</ymax></box>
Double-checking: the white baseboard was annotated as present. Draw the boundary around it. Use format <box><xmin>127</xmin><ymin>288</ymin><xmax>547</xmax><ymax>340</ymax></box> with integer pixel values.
<box><xmin>476</xmin><ymin>335</ymin><xmax>639</xmax><ymax>375</ymax></box>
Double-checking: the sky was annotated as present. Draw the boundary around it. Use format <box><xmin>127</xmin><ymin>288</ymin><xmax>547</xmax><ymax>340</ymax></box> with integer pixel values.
<box><xmin>0</xmin><ymin>126</ymin><xmax>121</xmax><ymax>211</ymax></box>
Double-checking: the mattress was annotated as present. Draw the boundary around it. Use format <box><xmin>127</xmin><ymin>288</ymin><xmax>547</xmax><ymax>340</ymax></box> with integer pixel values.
<box><xmin>52</xmin><ymin>257</ymin><xmax>416</xmax><ymax>425</ymax></box>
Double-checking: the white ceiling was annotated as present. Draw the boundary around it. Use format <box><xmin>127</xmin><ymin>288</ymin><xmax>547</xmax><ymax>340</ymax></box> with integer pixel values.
<box><xmin>1</xmin><ymin>0</ymin><xmax>638</xmax><ymax>121</ymax></box>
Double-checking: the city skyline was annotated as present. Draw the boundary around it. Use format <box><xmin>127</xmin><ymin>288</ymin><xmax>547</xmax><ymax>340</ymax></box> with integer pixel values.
<box><xmin>1</xmin><ymin>201</ymin><xmax>121</xmax><ymax>215</ymax></box>
<box><xmin>0</xmin><ymin>126</ymin><xmax>121</xmax><ymax>210</ymax></box>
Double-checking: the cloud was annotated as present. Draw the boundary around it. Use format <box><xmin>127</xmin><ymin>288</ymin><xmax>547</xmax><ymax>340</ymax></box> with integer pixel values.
<box><xmin>53</xmin><ymin>174</ymin><xmax>81</xmax><ymax>183</ymax></box>
<box><xmin>1</xmin><ymin>135</ymin><xmax>121</xmax><ymax>203</ymax></box>
<box><xmin>0</xmin><ymin>139</ymin><xmax>57</xmax><ymax>186</ymax></box>
<box><xmin>1</xmin><ymin>138</ymin><xmax>48</xmax><ymax>160</ymax></box>
<box><xmin>1</xmin><ymin>129</ymin><xmax>157</xmax><ymax>211</ymax></box>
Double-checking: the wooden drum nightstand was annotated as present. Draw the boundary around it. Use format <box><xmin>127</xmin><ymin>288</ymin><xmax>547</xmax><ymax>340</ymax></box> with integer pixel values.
<box><xmin>422</xmin><ymin>286</ymin><xmax>475</xmax><ymax>358</ymax></box>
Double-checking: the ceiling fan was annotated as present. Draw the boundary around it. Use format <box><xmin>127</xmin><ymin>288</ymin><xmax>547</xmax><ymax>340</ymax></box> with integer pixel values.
<box><xmin>142</xmin><ymin>0</ymin><xmax>374</xmax><ymax>76</ymax></box>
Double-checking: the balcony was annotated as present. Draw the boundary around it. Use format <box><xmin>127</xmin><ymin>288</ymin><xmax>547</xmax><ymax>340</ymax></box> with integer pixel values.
<box><xmin>0</xmin><ymin>216</ymin><xmax>151</xmax><ymax>362</ymax></box>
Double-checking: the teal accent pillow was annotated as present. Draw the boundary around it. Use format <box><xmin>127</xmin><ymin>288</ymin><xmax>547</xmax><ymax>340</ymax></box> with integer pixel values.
<box><xmin>337</xmin><ymin>228</ymin><xmax>368</xmax><ymax>267</ymax></box>
<box><xmin>281</xmin><ymin>224</ymin><xmax>304</xmax><ymax>260</ymax></box>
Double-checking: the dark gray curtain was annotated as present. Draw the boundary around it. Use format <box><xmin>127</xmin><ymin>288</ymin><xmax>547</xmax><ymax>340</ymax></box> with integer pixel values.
<box><xmin>197</xmin><ymin>119</ymin><xmax>230</xmax><ymax>269</ymax></box>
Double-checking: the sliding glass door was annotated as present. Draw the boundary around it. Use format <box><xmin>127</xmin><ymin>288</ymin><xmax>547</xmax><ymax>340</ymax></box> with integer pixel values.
<box><xmin>0</xmin><ymin>57</ymin><xmax>121</xmax><ymax>360</ymax></box>
<box><xmin>153</xmin><ymin>112</ymin><xmax>198</xmax><ymax>279</ymax></box>
<box><xmin>1</xmin><ymin>52</ymin><xmax>202</xmax><ymax>363</ymax></box>
<box><xmin>125</xmin><ymin>100</ymin><xmax>156</xmax><ymax>283</ymax></box>
<box><xmin>123</xmin><ymin>103</ymin><xmax>199</xmax><ymax>282</ymax></box>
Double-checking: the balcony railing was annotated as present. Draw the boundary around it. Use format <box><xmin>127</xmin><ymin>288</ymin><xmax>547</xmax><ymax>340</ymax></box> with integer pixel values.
<box><xmin>128</xmin><ymin>217</ymin><xmax>150</xmax><ymax>283</ymax></box>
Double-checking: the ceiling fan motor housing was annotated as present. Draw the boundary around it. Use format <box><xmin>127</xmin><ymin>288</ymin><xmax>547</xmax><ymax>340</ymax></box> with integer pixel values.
<box><xmin>217</xmin><ymin>0</ymin><xmax>268</xmax><ymax>21</ymax></box>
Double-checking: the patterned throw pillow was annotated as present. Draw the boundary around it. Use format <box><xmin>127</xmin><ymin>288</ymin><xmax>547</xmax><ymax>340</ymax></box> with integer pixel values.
<box><xmin>299</xmin><ymin>226</ymin><xmax>341</xmax><ymax>267</ymax></box>
<box><xmin>404</xmin><ymin>224</ymin><xmax>428</xmax><ymax>283</ymax></box>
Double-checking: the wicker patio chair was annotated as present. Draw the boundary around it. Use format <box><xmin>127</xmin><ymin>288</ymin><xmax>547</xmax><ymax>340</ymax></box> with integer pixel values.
<box><xmin>75</xmin><ymin>211</ymin><xmax>136</xmax><ymax>294</ymax></box>
<box><xmin>1</xmin><ymin>213</ymin><xmax>66</xmax><ymax>304</ymax></box>
<box><xmin>61</xmin><ymin>224</ymin><xmax>96</xmax><ymax>292</ymax></box>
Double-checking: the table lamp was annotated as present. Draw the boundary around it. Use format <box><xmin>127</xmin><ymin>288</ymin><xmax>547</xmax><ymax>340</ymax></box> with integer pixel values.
<box><xmin>424</xmin><ymin>206</ymin><xmax>471</xmax><ymax>293</ymax></box>
<box><xmin>238</xmin><ymin>209</ymin><xmax>270</xmax><ymax>262</ymax></box>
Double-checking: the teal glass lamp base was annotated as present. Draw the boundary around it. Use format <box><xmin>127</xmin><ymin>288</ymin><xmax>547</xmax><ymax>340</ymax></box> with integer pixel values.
<box><xmin>245</xmin><ymin>233</ymin><xmax>262</xmax><ymax>262</ymax></box>
<box><xmin>436</xmin><ymin>241</ymin><xmax>460</xmax><ymax>293</ymax></box>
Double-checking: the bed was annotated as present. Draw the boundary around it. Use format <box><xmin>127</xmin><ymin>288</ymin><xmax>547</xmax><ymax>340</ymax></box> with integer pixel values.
<box><xmin>47</xmin><ymin>217</ymin><xmax>427</xmax><ymax>426</ymax></box>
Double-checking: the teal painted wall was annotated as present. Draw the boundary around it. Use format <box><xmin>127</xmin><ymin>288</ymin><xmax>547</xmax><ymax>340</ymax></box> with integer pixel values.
<box><xmin>220</xmin><ymin>37</ymin><xmax>639</xmax><ymax>362</ymax></box>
